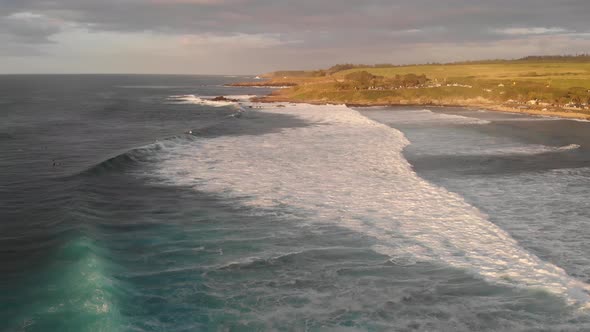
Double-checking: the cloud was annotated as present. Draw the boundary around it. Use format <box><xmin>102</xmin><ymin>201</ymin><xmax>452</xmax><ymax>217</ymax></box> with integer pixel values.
<box><xmin>178</xmin><ymin>33</ymin><xmax>301</xmax><ymax>49</ymax></box>
<box><xmin>1</xmin><ymin>0</ymin><xmax>590</xmax><ymax>73</ymax></box>
<box><xmin>0</xmin><ymin>12</ymin><xmax>64</xmax><ymax>43</ymax></box>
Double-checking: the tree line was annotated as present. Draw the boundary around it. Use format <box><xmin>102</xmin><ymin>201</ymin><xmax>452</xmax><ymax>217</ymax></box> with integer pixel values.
<box><xmin>338</xmin><ymin>71</ymin><xmax>429</xmax><ymax>90</ymax></box>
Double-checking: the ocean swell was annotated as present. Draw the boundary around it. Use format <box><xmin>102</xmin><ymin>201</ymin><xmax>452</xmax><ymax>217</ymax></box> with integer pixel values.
<box><xmin>81</xmin><ymin>136</ymin><xmax>195</xmax><ymax>176</ymax></box>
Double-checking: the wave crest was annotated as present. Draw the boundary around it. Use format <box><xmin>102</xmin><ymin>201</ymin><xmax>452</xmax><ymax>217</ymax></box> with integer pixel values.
<box><xmin>82</xmin><ymin>136</ymin><xmax>194</xmax><ymax>176</ymax></box>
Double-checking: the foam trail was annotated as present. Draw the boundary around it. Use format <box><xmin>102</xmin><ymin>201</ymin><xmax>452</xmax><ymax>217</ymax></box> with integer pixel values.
<box><xmin>151</xmin><ymin>103</ymin><xmax>590</xmax><ymax>307</ymax></box>
<box><xmin>368</xmin><ymin>108</ymin><xmax>491</xmax><ymax>125</ymax></box>
<box><xmin>450</xmin><ymin>143</ymin><xmax>580</xmax><ymax>156</ymax></box>
<box><xmin>363</xmin><ymin>108</ymin><xmax>581</xmax><ymax>157</ymax></box>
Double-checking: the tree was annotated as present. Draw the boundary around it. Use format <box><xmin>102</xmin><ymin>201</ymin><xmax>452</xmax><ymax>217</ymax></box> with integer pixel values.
<box><xmin>328</xmin><ymin>64</ymin><xmax>365</xmax><ymax>75</ymax></box>
<box><xmin>345</xmin><ymin>71</ymin><xmax>377</xmax><ymax>89</ymax></box>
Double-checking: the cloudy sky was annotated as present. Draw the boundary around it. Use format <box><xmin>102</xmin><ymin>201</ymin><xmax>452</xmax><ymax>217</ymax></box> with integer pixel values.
<box><xmin>1</xmin><ymin>0</ymin><xmax>589</xmax><ymax>74</ymax></box>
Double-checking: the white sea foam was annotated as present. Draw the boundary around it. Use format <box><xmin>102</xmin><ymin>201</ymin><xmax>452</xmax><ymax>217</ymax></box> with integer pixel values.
<box><xmin>473</xmin><ymin>109</ymin><xmax>590</xmax><ymax>123</ymax></box>
<box><xmin>374</xmin><ymin>109</ymin><xmax>491</xmax><ymax>125</ymax></box>
<box><xmin>150</xmin><ymin>103</ymin><xmax>590</xmax><ymax>306</ymax></box>
<box><xmin>363</xmin><ymin>109</ymin><xmax>581</xmax><ymax>157</ymax></box>
<box><xmin>441</xmin><ymin>165</ymin><xmax>590</xmax><ymax>282</ymax></box>
<box><xmin>569</xmin><ymin>118</ymin><xmax>590</xmax><ymax>123</ymax></box>
<box><xmin>492</xmin><ymin>117</ymin><xmax>563</xmax><ymax>122</ymax></box>
<box><xmin>167</xmin><ymin>94</ymin><xmax>254</xmax><ymax>107</ymax></box>
<box><xmin>451</xmin><ymin>143</ymin><xmax>580</xmax><ymax>157</ymax></box>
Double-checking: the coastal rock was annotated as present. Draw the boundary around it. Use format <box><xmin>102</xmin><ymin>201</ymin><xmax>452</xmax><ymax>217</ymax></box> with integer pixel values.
<box><xmin>211</xmin><ymin>96</ymin><xmax>240</xmax><ymax>102</ymax></box>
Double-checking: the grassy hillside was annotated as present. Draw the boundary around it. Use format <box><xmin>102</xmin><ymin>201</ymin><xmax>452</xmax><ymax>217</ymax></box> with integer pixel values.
<box><xmin>336</xmin><ymin>62</ymin><xmax>590</xmax><ymax>89</ymax></box>
<box><xmin>240</xmin><ymin>56</ymin><xmax>590</xmax><ymax>118</ymax></box>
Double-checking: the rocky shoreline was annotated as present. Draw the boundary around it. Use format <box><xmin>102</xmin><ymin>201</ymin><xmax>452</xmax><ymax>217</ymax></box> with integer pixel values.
<box><xmin>251</xmin><ymin>93</ymin><xmax>590</xmax><ymax>121</ymax></box>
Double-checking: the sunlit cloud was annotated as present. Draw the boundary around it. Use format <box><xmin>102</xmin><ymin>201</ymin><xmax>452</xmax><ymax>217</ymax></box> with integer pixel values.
<box><xmin>493</xmin><ymin>27</ymin><xmax>570</xmax><ymax>36</ymax></box>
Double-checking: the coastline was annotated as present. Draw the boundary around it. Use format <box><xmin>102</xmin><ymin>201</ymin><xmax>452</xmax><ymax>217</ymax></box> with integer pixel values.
<box><xmin>236</xmin><ymin>58</ymin><xmax>590</xmax><ymax>121</ymax></box>
<box><xmin>250</xmin><ymin>90</ymin><xmax>590</xmax><ymax>121</ymax></box>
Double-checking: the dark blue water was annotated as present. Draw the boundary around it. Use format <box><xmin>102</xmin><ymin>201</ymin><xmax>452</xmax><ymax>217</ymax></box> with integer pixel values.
<box><xmin>2</xmin><ymin>76</ymin><xmax>590</xmax><ymax>331</ymax></box>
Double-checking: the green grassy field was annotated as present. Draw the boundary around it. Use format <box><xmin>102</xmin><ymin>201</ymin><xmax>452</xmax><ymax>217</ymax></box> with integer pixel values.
<box><xmin>336</xmin><ymin>62</ymin><xmax>590</xmax><ymax>89</ymax></box>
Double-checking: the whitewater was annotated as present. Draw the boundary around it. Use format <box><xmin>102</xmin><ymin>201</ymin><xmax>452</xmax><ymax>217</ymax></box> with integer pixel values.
<box><xmin>150</xmin><ymin>103</ymin><xmax>590</xmax><ymax>306</ymax></box>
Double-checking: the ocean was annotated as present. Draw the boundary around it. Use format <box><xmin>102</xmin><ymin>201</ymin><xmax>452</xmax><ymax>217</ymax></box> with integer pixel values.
<box><xmin>1</xmin><ymin>75</ymin><xmax>590</xmax><ymax>331</ymax></box>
